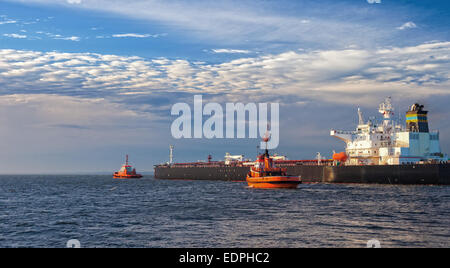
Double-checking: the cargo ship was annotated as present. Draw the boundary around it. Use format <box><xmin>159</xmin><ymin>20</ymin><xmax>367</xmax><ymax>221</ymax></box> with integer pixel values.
<box><xmin>155</xmin><ymin>98</ymin><xmax>450</xmax><ymax>185</ymax></box>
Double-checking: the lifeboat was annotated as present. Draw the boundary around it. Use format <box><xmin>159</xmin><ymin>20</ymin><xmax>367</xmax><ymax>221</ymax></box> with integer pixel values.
<box><xmin>333</xmin><ymin>152</ymin><xmax>348</xmax><ymax>162</ymax></box>
<box><xmin>113</xmin><ymin>155</ymin><xmax>143</xmax><ymax>179</ymax></box>
<box><xmin>246</xmin><ymin>135</ymin><xmax>301</xmax><ymax>189</ymax></box>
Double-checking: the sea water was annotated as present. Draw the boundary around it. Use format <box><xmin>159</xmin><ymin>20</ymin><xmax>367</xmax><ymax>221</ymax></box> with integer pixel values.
<box><xmin>0</xmin><ymin>175</ymin><xmax>448</xmax><ymax>248</ymax></box>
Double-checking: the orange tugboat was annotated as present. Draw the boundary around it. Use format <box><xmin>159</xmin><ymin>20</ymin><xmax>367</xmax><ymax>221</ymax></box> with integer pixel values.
<box><xmin>113</xmin><ymin>155</ymin><xmax>143</xmax><ymax>179</ymax></box>
<box><xmin>246</xmin><ymin>135</ymin><xmax>301</xmax><ymax>189</ymax></box>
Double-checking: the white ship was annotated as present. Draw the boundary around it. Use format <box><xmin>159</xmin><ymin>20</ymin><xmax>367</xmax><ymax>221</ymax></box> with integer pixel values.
<box><xmin>331</xmin><ymin>97</ymin><xmax>448</xmax><ymax>165</ymax></box>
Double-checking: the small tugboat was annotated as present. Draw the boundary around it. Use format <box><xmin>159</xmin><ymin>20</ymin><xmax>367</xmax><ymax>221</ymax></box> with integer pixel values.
<box><xmin>246</xmin><ymin>134</ymin><xmax>301</xmax><ymax>189</ymax></box>
<box><xmin>113</xmin><ymin>155</ymin><xmax>143</xmax><ymax>179</ymax></box>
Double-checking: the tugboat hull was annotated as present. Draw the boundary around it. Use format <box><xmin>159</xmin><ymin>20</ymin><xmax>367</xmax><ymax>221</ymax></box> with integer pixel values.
<box><xmin>247</xmin><ymin>176</ymin><xmax>301</xmax><ymax>189</ymax></box>
<box><xmin>113</xmin><ymin>175</ymin><xmax>143</xmax><ymax>179</ymax></box>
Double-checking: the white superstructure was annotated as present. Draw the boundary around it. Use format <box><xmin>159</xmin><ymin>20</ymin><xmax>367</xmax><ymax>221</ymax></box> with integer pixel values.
<box><xmin>330</xmin><ymin>97</ymin><xmax>448</xmax><ymax>165</ymax></box>
<box><xmin>270</xmin><ymin>154</ymin><xmax>287</xmax><ymax>161</ymax></box>
<box><xmin>224</xmin><ymin>153</ymin><xmax>244</xmax><ymax>165</ymax></box>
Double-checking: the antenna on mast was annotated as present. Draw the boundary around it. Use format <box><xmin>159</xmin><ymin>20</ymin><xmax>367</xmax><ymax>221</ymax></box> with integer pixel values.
<box><xmin>169</xmin><ymin>145</ymin><xmax>174</xmax><ymax>165</ymax></box>
<box><xmin>358</xmin><ymin>108</ymin><xmax>364</xmax><ymax>125</ymax></box>
<box><xmin>262</xmin><ymin>131</ymin><xmax>271</xmax><ymax>151</ymax></box>
<box><xmin>317</xmin><ymin>152</ymin><xmax>322</xmax><ymax>165</ymax></box>
<box><xmin>261</xmin><ymin>122</ymin><xmax>272</xmax><ymax>151</ymax></box>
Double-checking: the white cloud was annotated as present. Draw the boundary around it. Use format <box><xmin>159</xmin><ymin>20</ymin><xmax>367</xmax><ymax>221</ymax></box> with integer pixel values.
<box><xmin>3</xmin><ymin>33</ymin><xmax>27</xmax><ymax>39</ymax></box>
<box><xmin>367</xmin><ymin>0</ymin><xmax>381</xmax><ymax>4</ymax></box>
<box><xmin>0</xmin><ymin>41</ymin><xmax>449</xmax><ymax>107</ymax></box>
<box><xmin>211</xmin><ymin>49</ymin><xmax>252</xmax><ymax>54</ymax></box>
<box><xmin>67</xmin><ymin>0</ymin><xmax>82</xmax><ymax>4</ymax></box>
<box><xmin>112</xmin><ymin>33</ymin><xmax>164</xmax><ymax>38</ymax></box>
<box><xmin>0</xmin><ymin>19</ymin><xmax>17</xmax><ymax>25</ymax></box>
<box><xmin>397</xmin><ymin>21</ymin><xmax>417</xmax><ymax>30</ymax></box>
<box><xmin>35</xmin><ymin>31</ymin><xmax>81</xmax><ymax>41</ymax></box>
<box><xmin>58</xmin><ymin>36</ymin><xmax>81</xmax><ymax>41</ymax></box>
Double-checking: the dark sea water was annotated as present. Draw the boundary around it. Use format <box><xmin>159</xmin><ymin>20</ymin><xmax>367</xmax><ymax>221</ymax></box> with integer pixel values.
<box><xmin>0</xmin><ymin>175</ymin><xmax>449</xmax><ymax>248</ymax></box>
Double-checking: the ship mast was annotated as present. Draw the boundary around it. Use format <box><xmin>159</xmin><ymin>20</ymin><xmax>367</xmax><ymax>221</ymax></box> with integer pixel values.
<box><xmin>169</xmin><ymin>145</ymin><xmax>174</xmax><ymax>165</ymax></box>
<box><xmin>358</xmin><ymin>108</ymin><xmax>364</xmax><ymax>125</ymax></box>
<box><xmin>379</xmin><ymin>97</ymin><xmax>394</xmax><ymax>131</ymax></box>
<box><xmin>262</xmin><ymin>131</ymin><xmax>271</xmax><ymax>154</ymax></box>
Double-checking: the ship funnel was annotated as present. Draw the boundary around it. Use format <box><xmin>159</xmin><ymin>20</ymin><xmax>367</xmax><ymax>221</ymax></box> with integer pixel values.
<box><xmin>406</xmin><ymin>103</ymin><xmax>429</xmax><ymax>133</ymax></box>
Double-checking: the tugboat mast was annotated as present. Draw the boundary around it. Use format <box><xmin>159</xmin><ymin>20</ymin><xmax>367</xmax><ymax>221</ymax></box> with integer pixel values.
<box><xmin>262</xmin><ymin>131</ymin><xmax>271</xmax><ymax>156</ymax></box>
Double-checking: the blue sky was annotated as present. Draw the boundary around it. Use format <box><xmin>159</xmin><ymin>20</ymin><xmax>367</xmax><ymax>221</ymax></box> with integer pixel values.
<box><xmin>0</xmin><ymin>0</ymin><xmax>449</xmax><ymax>173</ymax></box>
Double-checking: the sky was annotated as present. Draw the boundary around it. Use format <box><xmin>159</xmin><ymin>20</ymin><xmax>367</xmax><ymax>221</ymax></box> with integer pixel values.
<box><xmin>0</xmin><ymin>0</ymin><xmax>449</xmax><ymax>173</ymax></box>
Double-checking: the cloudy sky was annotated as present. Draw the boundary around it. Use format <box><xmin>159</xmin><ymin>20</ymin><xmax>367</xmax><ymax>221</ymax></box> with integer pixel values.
<box><xmin>0</xmin><ymin>0</ymin><xmax>449</xmax><ymax>173</ymax></box>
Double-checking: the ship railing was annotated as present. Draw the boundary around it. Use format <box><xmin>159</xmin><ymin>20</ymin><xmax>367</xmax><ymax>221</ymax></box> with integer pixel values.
<box><xmin>157</xmin><ymin>159</ymin><xmax>336</xmax><ymax>168</ymax></box>
<box><xmin>161</xmin><ymin>161</ymin><xmax>256</xmax><ymax>168</ymax></box>
<box><xmin>275</xmin><ymin>160</ymin><xmax>334</xmax><ymax>167</ymax></box>
<box><xmin>331</xmin><ymin>130</ymin><xmax>356</xmax><ymax>135</ymax></box>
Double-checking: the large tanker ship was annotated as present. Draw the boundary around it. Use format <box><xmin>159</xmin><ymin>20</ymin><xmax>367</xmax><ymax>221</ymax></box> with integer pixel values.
<box><xmin>155</xmin><ymin>98</ymin><xmax>450</xmax><ymax>185</ymax></box>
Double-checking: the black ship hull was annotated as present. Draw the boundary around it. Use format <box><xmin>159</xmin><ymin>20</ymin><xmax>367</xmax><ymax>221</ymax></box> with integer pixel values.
<box><xmin>154</xmin><ymin>163</ymin><xmax>450</xmax><ymax>185</ymax></box>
